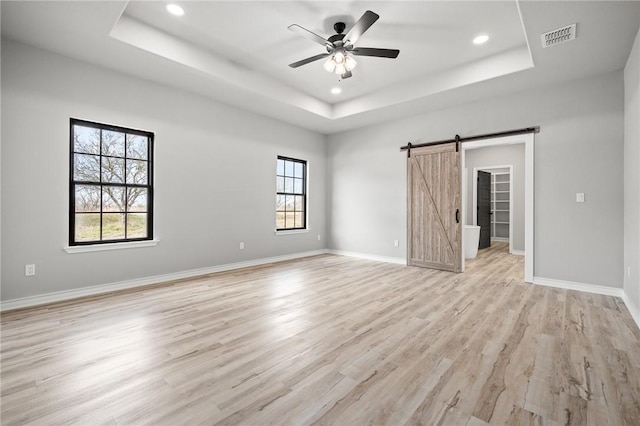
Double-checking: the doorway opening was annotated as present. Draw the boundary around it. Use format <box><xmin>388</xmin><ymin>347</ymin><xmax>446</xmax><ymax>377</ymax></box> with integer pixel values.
<box><xmin>461</xmin><ymin>134</ymin><xmax>534</xmax><ymax>282</ymax></box>
<box><xmin>472</xmin><ymin>166</ymin><xmax>514</xmax><ymax>253</ymax></box>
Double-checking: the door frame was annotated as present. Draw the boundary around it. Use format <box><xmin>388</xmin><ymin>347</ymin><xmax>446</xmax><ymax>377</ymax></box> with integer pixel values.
<box><xmin>461</xmin><ymin>133</ymin><xmax>534</xmax><ymax>282</ymax></box>
<box><xmin>472</xmin><ymin>165</ymin><xmax>513</xmax><ymax>254</ymax></box>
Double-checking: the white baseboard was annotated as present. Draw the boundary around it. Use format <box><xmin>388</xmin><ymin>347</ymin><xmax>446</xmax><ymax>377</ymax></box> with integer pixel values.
<box><xmin>533</xmin><ymin>276</ymin><xmax>624</xmax><ymax>297</ymax></box>
<box><xmin>511</xmin><ymin>250</ymin><xmax>525</xmax><ymax>256</ymax></box>
<box><xmin>621</xmin><ymin>292</ymin><xmax>640</xmax><ymax>331</ymax></box>
<box><xmin>328</xmin><ymin>249</ymin><xmax>406</xmax><ymax>265</ymax></box>
<box><xmin>0</xmin><ymin>250</ymin><xmax>329</xmax><ymax>312</ymax></box>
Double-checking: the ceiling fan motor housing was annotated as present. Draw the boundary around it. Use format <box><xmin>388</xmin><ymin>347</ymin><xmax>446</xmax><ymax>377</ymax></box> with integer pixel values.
<box><xmin>327</xmin><ymin>22</ymin><xmax>348</xmax><ymax>48</ymax></box>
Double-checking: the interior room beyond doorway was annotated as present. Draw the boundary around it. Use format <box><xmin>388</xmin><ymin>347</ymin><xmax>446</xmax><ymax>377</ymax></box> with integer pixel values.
<box><xmin>461</xmin><ymin>134</ymin><xmax>534</xmax><ymax>282</ymax></box>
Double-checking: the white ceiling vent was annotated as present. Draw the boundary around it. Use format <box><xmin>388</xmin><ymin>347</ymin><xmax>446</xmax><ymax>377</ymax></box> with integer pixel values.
<box><xmin>541</xmin><ymin>23</ymin><xmax>576</xmax><ymax>48</ymax></box>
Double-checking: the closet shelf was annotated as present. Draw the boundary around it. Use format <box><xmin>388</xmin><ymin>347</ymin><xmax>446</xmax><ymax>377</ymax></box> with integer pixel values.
<box><xmin>491</xmin><ymin>172</ymin><xmax>510</xmax><ymax>240</ymax></box>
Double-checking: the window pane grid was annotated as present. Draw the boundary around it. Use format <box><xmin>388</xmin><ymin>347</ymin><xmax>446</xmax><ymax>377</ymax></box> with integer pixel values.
<box><xmin>276</xmin><ymin>156</ymin><xmax>306</xmax><ymax>230</ymax></box>
<box><xmin>70</xmin><ymin>119</ymin><xmax>153</xmax><ymax>245</ymax></box>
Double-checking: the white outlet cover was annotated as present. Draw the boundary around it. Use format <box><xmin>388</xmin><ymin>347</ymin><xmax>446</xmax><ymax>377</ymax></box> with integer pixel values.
<box><xmin>25</xmin><ymin>264</ymin><xmax>36</xmax><ymax>276</ymax></box>
<box><xmin>576</xmin><ymin>193</ymin><xmax>585</xmax><ymax>202</ymax></box>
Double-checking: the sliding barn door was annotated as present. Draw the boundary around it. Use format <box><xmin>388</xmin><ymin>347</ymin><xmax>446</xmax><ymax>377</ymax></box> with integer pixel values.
<box><xmin>407</xmin><ymin>143</ymin><xmax>461</xmax><ymax>272</ymax></box>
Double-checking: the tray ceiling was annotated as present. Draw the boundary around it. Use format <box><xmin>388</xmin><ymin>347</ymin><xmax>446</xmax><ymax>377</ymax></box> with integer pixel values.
<box><xmin>2</xmin><ymin>1</ymin><xmax>639</xmax><ymax>133</ymax></box>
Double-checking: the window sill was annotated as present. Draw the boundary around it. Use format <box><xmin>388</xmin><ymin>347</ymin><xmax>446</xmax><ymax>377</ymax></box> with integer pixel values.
<box><xmin>63</xmin><ymin>239</ymin><xmax>159</xmax><ymax>254</ymax></box>
<box><xmin>274</xmin><ymin>229</ymin><xmax>309</xmax><ymax>236</ymax></box>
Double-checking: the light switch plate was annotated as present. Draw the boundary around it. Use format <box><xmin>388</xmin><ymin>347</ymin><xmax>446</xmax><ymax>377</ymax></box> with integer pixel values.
<box><xmin>576</xmin><ymin>193</ymin><xmax>585</xmax><ymax>202</ymax></box>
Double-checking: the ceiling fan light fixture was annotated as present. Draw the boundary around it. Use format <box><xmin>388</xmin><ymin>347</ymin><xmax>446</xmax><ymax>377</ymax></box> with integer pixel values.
<box><xmin>324</xmin><ymin>51</ymin><xmax>357</xmax><ymax>75</ymax></box>
<box><xmin>323</xmin><ymin>58</ymin><xmax>337</xmax><ymax>73</ymax></box>
<box><xmin>344</xmin><ymin>55</ymin><xmax>357</xmax><ymax>71</ymax></box>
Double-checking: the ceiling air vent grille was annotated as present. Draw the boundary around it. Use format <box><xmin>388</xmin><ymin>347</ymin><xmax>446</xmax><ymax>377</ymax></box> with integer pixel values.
<box><xmin>541</xmin><ymin>23</ymin><xmax>576</xmax><ymax>48</ymax></box>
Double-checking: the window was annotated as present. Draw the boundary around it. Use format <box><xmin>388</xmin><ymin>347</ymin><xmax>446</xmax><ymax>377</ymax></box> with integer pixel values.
<box><xmin>69</xmin><ymin>118</ymin><xmax>153</xmax><ymax>245</ymax></box>
<box><xmin>276</xmin><ymin>156</ymin><xmax>306</xmax><ymax>230</ymax></box>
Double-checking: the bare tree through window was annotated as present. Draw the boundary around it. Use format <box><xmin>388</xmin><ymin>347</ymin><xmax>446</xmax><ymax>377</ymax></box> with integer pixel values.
<box><xmin>70</xmin><ymin>119</ymin><xmax>153</xmax><ymax>244</ymax></box>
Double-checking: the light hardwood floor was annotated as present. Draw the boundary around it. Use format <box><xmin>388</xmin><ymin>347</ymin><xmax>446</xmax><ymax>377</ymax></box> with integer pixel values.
<box><xmin>2</xmin><ymin>243</ymin><xmax>639</xmax><ymax>425</ymax></box>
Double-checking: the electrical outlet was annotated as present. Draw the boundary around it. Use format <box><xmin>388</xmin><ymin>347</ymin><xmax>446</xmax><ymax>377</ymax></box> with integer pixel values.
<box><xmin>25</xmin><ymin>264</ymin><xmax>36</xmax><ymax>276</ymax></box>
<box><xmin>239</xmin><ymin>242</ymin><xmax>245</xmax><ymax>250</ymax></box>
<box><xmin>394</xmin><ymin>240</ymin><xmax>399</xmax><ymax>247</ymax></box>
<box><xmin>576</xmin><ymin>193</ymin><xmax>585</xmax><ymax>203</ymax></box>
<box><xmin>317</xmin><ymin>234</ymin><xmax>321</xmax><ymax>241</ymax></box>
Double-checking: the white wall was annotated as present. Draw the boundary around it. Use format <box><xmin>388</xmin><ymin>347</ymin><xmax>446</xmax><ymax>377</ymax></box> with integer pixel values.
<box><xmin>465</xmin><ymin>144</ymin><xmax>525</xmax><ymax>252</ymax></box>
<box><xmin>624</xmin><ymin>28</ymin><xmax>640</xmax><ymax>321</ymax></box>
<box><xmin>0</xmin><ymin>40</ymin><xmax>326</xmax><ymax>302</ymax></box>
<box><xmin>1</xmin><ymin>36</ymin><xmax>633</xmax><ymax>305</ymax></box>
<box><xmin>328</xmin><ymin>71</ymin><xmax>624</xmax><ymax>289</ymax></box>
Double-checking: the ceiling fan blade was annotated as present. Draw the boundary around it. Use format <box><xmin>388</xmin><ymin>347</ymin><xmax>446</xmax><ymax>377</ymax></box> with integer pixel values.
<box><xmin>343</xmin><ymin>10</ymin><xmax>379</xmax><ymax>45</ymax></box>
<box><xmin>288</xmin><ymin>53</ymin><xmax>330</xmax><ymax>68</ymax></box>
<box><xmin>351</xmin><ymin>47</ymin><xmax>400</xmax><ymax>58</ymax></box>
<box><xmin>288</xmin><ymin>24</ymin><xmax>331</xmax><ymax>47</ymax></box>
<box><xmin>341</xmin><ymin>70</ymin><xmax>353</xmax><ymax>79</ymax></box>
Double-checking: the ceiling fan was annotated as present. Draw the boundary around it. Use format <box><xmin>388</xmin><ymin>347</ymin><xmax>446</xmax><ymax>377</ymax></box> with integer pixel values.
<box><xmin>288</xmin><ymin>10</ymin><xmax>400</xmax><ymax>79</ymax></box>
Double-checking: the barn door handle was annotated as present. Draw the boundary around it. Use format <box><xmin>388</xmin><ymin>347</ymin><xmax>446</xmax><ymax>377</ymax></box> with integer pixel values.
<box><xmin>455</xmin><ymin>209</ymin><xmax>459</xmax><ymax>223</ymax></box>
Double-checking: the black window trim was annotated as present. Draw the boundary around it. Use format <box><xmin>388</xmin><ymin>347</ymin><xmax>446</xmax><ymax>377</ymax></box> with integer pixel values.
<box><xmin>69</xmin><ymin>118</ymin><xmax>154</xmax><ymax>246</ymax></box>
<box><xmin>276</xmin><ymin>155</ymin><xmax>307</xmax><ymax>231</ymax></box>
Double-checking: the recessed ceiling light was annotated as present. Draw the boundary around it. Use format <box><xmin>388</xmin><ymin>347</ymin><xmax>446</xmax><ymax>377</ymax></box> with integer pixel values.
<box><xmin>331</xmin><ymin>87</ymin><xmax>342</xmax><ymax>95</ymax></box>
<box><xmin>473</xmin><ymin>34</ymin><xmax>489</xmax><ymax>45</ymax></box>
<box><xmin>166</xmin><ymin>4</ymin><xmax>184</xmax><ymax>16</ymax></box>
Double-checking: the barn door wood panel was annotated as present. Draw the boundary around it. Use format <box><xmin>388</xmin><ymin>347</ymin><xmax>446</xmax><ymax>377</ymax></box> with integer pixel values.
<box><xmin>407</xmin><ymin>143</ymin><xmax>461</xmax><ymax>272</ymax></box>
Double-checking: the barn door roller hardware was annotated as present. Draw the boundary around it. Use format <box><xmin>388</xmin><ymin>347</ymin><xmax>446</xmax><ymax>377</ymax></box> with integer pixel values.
<box><xmin>400</xmin><ymin>126</ymin><xmax>539</xmax><ymax>154</ymax></box>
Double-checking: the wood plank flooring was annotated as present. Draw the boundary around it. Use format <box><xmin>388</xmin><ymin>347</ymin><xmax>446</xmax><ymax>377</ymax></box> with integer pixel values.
<box><xmin>2</xmin><ymin>243</ymin><xmax>639</xmax><ymax>425</ymax></box>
